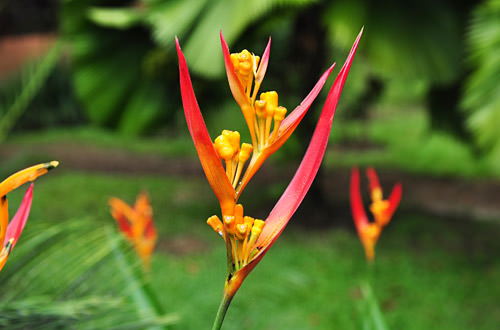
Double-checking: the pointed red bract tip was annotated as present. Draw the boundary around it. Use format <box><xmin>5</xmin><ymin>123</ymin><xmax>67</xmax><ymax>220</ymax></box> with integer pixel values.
<box><xmin>255</xmin><ymin>37</ymin><xmax>271</xmax><ymax>84</ymax></box>
<box><xmin>387</xmin><ymin>182</ymin><xmax>402</xmax><ymax>216</ymax></box>
<box><xmin>366</xmin><ymin>167</ymin><xmax>381</xmax><ymax>192</ymax></box>
<box><xmin>4</xmin><ymin>184</ymin><xmax>33</xmax><ymax>249</ymax></box>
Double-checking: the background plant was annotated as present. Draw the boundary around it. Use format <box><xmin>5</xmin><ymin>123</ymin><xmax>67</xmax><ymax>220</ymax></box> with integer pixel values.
<box><xmin>462</xmin><ymin>0</ymin><xmax>500</xmax><ymax>158</ymax></box>
<box><xmin>0</xmin><ymin>219</ymin><xmax>176</xmax><ymax>329</ymax></box>
<box><xmin>60</xmin><ymin>0</ymin><xmax>316</xmax><ymax>135</ymax></box>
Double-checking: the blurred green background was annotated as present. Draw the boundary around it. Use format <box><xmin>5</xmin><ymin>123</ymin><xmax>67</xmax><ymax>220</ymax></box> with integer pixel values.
<box><xmin>0</xmin><ymin>0</ymin><xmax>499</xmax><ymax>329</ymax></box>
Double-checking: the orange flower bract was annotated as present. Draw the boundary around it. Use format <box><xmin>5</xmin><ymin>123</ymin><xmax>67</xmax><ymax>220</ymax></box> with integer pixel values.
<box><xmin>109</xmin><ymin>191</ymin><xmax>157</xmax><ymax>270</ymax></box>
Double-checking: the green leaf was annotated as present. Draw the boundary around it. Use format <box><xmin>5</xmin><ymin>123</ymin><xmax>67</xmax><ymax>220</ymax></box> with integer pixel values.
<box><xmin>462</xmin><ymin>0</ymin><xmax>500</xmax><ymax>152</ymax></box>
<box><xmin>87</xmin><ymin>6</ymin><xmax>144</xmax><ymax>29</ymax></box>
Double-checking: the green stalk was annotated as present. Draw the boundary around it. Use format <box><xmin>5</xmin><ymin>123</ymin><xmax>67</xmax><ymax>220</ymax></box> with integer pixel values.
<box><xmin>361</xmin><ymin>261</ymin><xmax>388</xmax><ymax>330</ymax></box>
<box><xmin>211</xmin><ymin>292</ymin><xmax>233</xmax><ymax>330</ymax></box>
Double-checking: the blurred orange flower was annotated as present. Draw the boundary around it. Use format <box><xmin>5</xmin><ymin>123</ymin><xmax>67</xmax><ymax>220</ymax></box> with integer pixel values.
<box><xmin>350</xmin><ymin>167</ymin><xmax>402</xmax><ymax>261</ymax></box>
<box><xmin>109</xmin><ymin>191</ymin><xmax>157</xmax><ymax>270</ymax></box>
<box><xmin>0</xmin><ymin>161</ymin><xmax>59</xmax><ymax>271</ymax></box>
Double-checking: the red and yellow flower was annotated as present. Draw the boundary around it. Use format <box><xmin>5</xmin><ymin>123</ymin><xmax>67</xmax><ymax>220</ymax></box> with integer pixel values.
<box><xmin>0</xmin><ymin>161</ymin><xmax>59</xmax><ymax>271</ymax></box>
<box><xmin>109</xmin><ymin>191</ymin><xmax>157</xmax><ymax>270</ymax></box>
<box><xmin>350</xmin><ymin>167</ymin><xmax>402</xmax><ymax>261</ymax></box>
<box><xmin>177</xmin><ymin>30</ymin><xmax>362</xmax><ymax>327</ymax></box>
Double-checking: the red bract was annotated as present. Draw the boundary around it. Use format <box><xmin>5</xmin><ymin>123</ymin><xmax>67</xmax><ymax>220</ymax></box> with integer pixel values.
<box><xmin>350</xmin><ymin>167</ymin><xmax>402</xmax><ymax>261</ymax></box>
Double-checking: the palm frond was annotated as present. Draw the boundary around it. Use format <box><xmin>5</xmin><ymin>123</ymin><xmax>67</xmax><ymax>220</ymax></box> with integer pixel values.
<box><xmin>462</xmin><ymin>0</ymin><xmax>500</xmax><ymax>152</ymax></box>
<box><xmin>0</xmin><ymin>218</ymin><xmax>177</xmax><ymax>329</ymax></box>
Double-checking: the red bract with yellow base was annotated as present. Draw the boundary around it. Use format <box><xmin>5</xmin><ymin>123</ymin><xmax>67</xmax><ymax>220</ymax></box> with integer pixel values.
<box><xmin>0</xmin><ymin>161</ymin><xmax>59</xmax><ymax>271</ymax></box>
<box><xmin>177</xmin><ymin>30</ymin><xmax>362</xmax><ymax>329</ymax></box>
<box><xmin>109</xmin><ymin>191</ymin><xmax>157</xmax><ymax>271</ymax></box>
<box><xmin>350</xmin><ymin>167</ymin><xmax>402</xmax><ymax>262</ymax></box>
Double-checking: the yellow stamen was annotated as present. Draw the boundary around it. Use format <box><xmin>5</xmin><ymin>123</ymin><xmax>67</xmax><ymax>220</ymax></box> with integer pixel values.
<box><xmin>216</xmin><ymin>207</ymin><xmax>266</xmax><ymax>272</ymax></box>
<box><xmin>214</xmin><ymin>135</ymin><xmax>235</xmax><ymax>161</ymax></box>
<box><xmin>247</xmin><ymin>219</ymin><xmax>265</xmax><ymax>252</ymax></box>
<box><xmin>271</xmin><ymin>106</ymin><xmax>287</xmax><ymax>142</ymax></box>
<box><xmin>260</xmin><ymin>91</ymin><xmax>278</xmax><ymax>109</ymax></box>
<box><xmin>215</xmin><ymin>130</ymin><xmax>249</xmax><ymax>183</ymax></box>
<box><xmin>224</xmin><ymin>215</ymin><xmax>235</xmax><ymax>235</ymax></box>
<box><xmin>238</xmin><ymin>143</ymin><xmax>253</xmax><ymax>163</ymax></box>
<box><xmin>255</xmin><ymin>100</ymin><xmax>266</xmax><ymax>118</ymax></box>
<box><xmin>253</xmin><ymin>91</ymin><xmax>282</xmax><ymax>148</ymax></box>
<box><xmin>234</xmin><ymin>204</ymin><xmax>244</xmax><ymax>225</ymax></box>
<box><xmin>233</xmin><ymin>143</ymin><xmax>253</xmax><ymax>188</ymax></box>
<box><xmin>207</xmin><ymin>215</ymin><xmax>224</xmax><ymax>237</ymax></box>
<box><xmin>236</xmin><ymin>224</ymin><xmax>247</xmax><ymax>240</ymax></box>
<box><xmin>232</xmin><ymin>50</ymin><xmax>254</xmax><ymax>89</ymax></box>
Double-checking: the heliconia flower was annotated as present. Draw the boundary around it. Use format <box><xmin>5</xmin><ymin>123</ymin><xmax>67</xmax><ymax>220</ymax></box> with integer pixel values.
<box><xmin>0</xmin><ymin>161</ymin><xmax>59</xmax><ymax>271</ymax></box>
<box><xmin>220</xmin><ymin>33</ymin><xmax>338</xmax><ymax>198</ymax></box>
<box><xmin>109</xmin><ymin>191</ymin><xmax>157</xmax><ymax>270</ymax></box>
<box><xmin>350</xmin><ymin>167</ymin><xmax>402</xmax><ymax>262</ymax></box>
<box><xmin>177</xmin><ymin>29</ymin><xmax>362</xmax><ymax>328</ymax></box>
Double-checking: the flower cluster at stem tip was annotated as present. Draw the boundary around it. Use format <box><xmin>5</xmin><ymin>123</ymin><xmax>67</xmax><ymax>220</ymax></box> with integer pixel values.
<box><xmin>207</xmin><ymin>47</ymin><xmax>288</xmax><ymax>273</ymax></box>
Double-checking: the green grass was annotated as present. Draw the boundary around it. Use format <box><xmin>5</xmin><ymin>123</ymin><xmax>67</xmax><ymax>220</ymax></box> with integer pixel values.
<box><xmin>2</xmin><ymin>171</ymin><xmax>498</xmax><ymax>329</ymax></box>
<box><xmin>6</xmin><ymin>126</ymin><xmax>196</xmax><ymax>158</ymax></box>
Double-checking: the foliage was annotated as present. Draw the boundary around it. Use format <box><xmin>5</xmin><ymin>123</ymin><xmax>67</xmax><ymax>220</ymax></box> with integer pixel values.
<box><xmin>0</xmin><ymin>218</ymin><xmax>176</xmax><ymax>329</ymax></box>
<box><xmin>322</xmin><ymin>0</ymin><xmax>463</xmax><ymax>106</ymax></box>
<box><xmin>0</xmin><ymin>43</ymin><xmax>60</xmax><ymax>143</ymax></box>
<box><xmin>462</xmin><ymin>0</ymin><xmax>500</xmax><ymax>154</ymax></box>
<box><xmin>61</xmin><ymin>0</ymin><xmax>315</xmax><ymax>135</ymax></box>
<box><xmin>328</xmin><ymin>107</ymin><xmax>500</xmax><ymax>178</ymax></box>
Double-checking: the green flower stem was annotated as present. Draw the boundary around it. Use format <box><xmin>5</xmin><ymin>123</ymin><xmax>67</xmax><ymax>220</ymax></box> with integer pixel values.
<box><xmin>361</xmin><ymin>261</ymin><xmax>388</xmax><ymax>330</ymax></box>
<box><xmin>211</xmin><ymin>292</ymin><xmax>233</xmax><ymax>330</ymax></box>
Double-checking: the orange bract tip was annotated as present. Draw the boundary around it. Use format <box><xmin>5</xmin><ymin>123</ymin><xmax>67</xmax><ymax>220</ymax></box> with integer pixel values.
<box><xmin>0</xmin><ymin>161</ymin><xmax>59</xmax><ymax>198</ymax></box>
